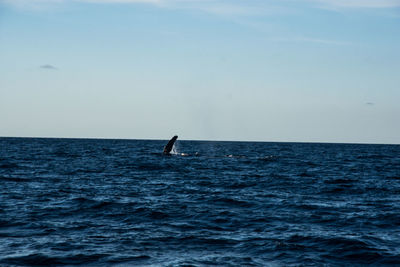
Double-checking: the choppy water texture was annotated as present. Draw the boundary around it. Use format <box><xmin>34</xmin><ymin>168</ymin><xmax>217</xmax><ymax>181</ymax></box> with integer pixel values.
<box><xmin>1</xmin><ymin>137</ymin><xmax>400</xmax><ymax>266</ymax></box>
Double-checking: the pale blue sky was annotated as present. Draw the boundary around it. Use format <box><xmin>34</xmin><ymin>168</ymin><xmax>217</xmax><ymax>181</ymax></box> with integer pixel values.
<box><xmin>1</xmin><ymin>0</ymin><xmax>399</xmax><ymax>143</ymax></box>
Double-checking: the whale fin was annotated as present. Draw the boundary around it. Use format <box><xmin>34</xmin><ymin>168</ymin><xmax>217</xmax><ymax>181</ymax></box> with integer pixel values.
<box><xmin>163</xmin><ymin>135</ymin><xmax>178</xmax><ymax>154</ymax></box>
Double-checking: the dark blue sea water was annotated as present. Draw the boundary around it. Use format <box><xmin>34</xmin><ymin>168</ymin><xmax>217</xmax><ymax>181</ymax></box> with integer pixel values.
<box><xmin>1</xmin><ymin>137</ymin><xmax>400</xmax><ymax>266</ymax></box>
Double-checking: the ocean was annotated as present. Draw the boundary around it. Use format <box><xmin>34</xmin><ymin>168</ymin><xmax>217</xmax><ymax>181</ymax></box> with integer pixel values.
<box><xmin>1</xmin><ymin>137</ymin><xmax>400</xmax><ymax>266</ymax></box>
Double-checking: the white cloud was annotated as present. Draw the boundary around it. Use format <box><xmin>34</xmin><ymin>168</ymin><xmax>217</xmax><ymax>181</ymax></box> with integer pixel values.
<box><xmin>1</xmin><ymin>0</ymin><xmax>287</xmax><ymax>16</ymax></box>
<box><xmin>80</xmin><ymin>0</ymin><xmax>159</xmax><ymax>3</ymax></box>
<box><xmin>270</xmin><ymin>36</ymin><xmax>353</xmax><ymax>46</ymax></box>
<box><xmin>0</xmin><ymin>0</ymin><xmax>158</xmax><ymax>9</ymax></box>
<box><xmin>2</xmin><ymin>0</ymin><xmax>399</xmax><ymax>13</ymax></box>
<box><xmin>312</xmin><ymin>0</ymin><xmax>400</xmax><ymax>8</ymax></box>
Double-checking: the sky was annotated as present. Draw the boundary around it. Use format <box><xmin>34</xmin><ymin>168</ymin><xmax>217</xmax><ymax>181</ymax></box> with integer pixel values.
<box><xmin>0</xmin><ymin>0</ymin><xmax>399</xmax><ymax>143</ymax></box>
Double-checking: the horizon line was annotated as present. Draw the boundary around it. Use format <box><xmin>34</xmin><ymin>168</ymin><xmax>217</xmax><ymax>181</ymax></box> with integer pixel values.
<box><xmin>1</xmin><ymin>135</ymin><xmax>399</xmax><ymax>146</ymax></box>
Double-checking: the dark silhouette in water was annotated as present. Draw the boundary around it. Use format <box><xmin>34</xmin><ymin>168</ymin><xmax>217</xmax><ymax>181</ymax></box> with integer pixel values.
<box><xmin>163</xmin><ymin>135</ymin><xmax>178</xmax><ymax>154</ymax></box>
<box><xmin>1</xmin><ymin>137</ymin><xmax>400</xmax><ymax>266</ymax></box>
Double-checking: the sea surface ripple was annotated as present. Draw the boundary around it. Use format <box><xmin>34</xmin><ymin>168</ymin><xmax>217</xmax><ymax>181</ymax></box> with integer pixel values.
<box><xmin>1</xmin><ymin>137</ymin><xmax>400</xmax><ymax>266</ymax></box>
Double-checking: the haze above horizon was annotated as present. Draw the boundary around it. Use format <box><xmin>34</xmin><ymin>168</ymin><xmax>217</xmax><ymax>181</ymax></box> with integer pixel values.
<box><xmin>1</xmin><ymin>0</ymin><xmax>399</xmax><ymax>144</ymax></box>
